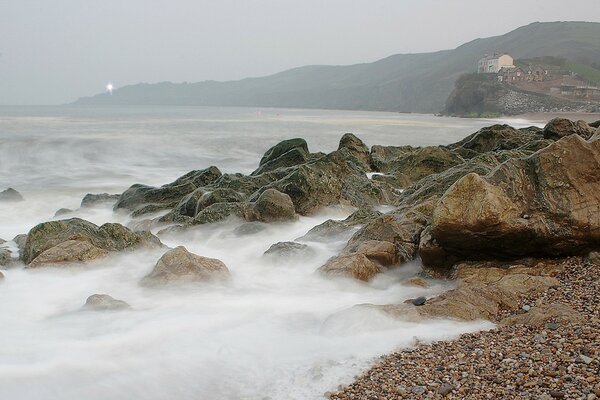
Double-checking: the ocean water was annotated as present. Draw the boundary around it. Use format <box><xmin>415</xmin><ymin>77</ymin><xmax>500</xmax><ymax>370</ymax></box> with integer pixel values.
<box><xmin>0</xmin><ymin>106</ymin><xmax>535</xmax><ymax>399</ymax></box>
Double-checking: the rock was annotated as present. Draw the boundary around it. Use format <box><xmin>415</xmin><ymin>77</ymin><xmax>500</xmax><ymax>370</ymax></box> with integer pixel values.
<box><xmin>54</xmin><ymin>208</ymin><xmax>73</xmax><ymax>217</ymax></box>
<box><xmin>23</xmin><ymin>218</ymin><xmax>161</xmax><ymax>266</ymax></box>
<box><xmin>252</xmin><ymin>147</ymin><xmax>309</xmax><ymax>176</ymax></box>
<box><xmin>12</xmin><ymin>234</ymin><xmax>27</xmax><ymax>257</ymax></box>
<box><xmin>141</xmin><ymin>246</ymin><xmax>230</xmax><ymax>286</ymax></box>
<box><xmin>297</xmin><ymin>208</ymin><xmax>381</xmax><ymax>242</ymax></box>
<box><xmin>318</xmin><ymin>253</ymin><xmax>382</xmax><ymax>282</ymax></box>
<box><xmin>436</xmin><ymin>383</ymin><xmax>455</xmax><ymax>395</ymax></box>
<box><xmin>449</xmin><ymin>124</ymin><xmax>544</xmax><ymax>156</ymax></box>
<box><xmin>0</xmin><ymin>188</ymin><xmax>24</xmax><ymax>202</ymax></box>
<box><xmin>337</xmin><ymin>133</ymin><xmax>372</xmax><ymax>172</ymax></box>
<box><xmin>543</xmin><ymin>118</ymin><xmax>595</xmax><ymax>140</ymax></box>
<box><xmin>0</xmin><ymin>247</ymin><xmax>11</xmax><ymax>266</ymax></box>
<box><xmin>371</xmin><ymin>145</ymin><xmax>464</xmax><ymax>185</ymax></box>
<box><xmin>250</xmin><ymin>189</ymin><xmax>297</xmax><ymax>223</ymax></box>
<box><xmin>401</xmin><ymin>276</ymin><xmax>429</xmax><ymax>287</ymax></box>
<box><xmin>114</xmin><ymin>166</ymin><xmax>221</xmax><ymax>213</ymax></box>
<box><xmin>194</xmin><ymin>202</ymin><xmax>252</xmax><ymax>224</ymax></box>
<box><xmin>345</xmin><ymin>240</ymin><xmax>398</xmax><ymax>266</ymax></box>
<box><xmin>549</xmin><ymin>390</ymin><xmax>565</xmax><ymax>398</ymax></box>
<box><xmin>80</xmin><ymin>193</ymin><xmax>120</xmax><ymax>208</ymax></box>
<box><xmin>197</xmin><ymin>189</ymin><xmax>245</xmax><ymax>211</ymax></box>
<box><xmin>428</xmin><ymin>135</ymin><xmax>600</xmax><ymax>267</ymax></box>
<box><xmin>83</xmin><ymin>294</ymin><xmax>130</xmax><ymax>311</ymax></box>
<box><xmin>169</xmin><ymin>188</ymin><xmax>207</xmax><ymax>218</ymax></box>
<box><xmin>411</xmin><ymin>296</ymin><xmax>427</xmax><ymax>306</ymax></box>
<box><xmin>232</xmin><ymin>222</ymin><xmax>267</xmax><ymax>236</ymax></box>
<box><xmin>28</xmin><ymin>240</ymin><xmax>110</xmax><ymax>268</ymax></box>
<box><xmin>499</xmin><ymin>303</ymin><xmax>583</xmax><ymax>327</ymax></box>
<box><xmin>263</xmin><ymin>242</ymin><xmax>316</xmax><ymax>260</ymax></box>
<box><xmin>0</xmin><ymin>271</ymin><xmax>4</xmax><ymax>280</ymax></box>
<box><xmin>258</xmin><ymin>138</ymin><xmax>309</xmax><ymax>167</ymax></box>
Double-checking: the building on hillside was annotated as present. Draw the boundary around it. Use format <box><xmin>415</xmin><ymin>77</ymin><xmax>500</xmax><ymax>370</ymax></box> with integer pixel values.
<box><xmin>477</xmin><ymin>53</ymin><xmax>514</xmax><ymax>73</ymax></box>
<box><xmin>498</xmin><ymin>65</ymin><xmax>548</xmax><ymax>83</ymax></box>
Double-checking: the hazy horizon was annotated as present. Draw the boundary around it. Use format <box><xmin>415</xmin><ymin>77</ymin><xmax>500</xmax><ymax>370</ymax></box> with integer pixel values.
<box><xmin>1</xmin><ymin>0</ymin><xmax>599</xmax><ymax>105</ymax></box>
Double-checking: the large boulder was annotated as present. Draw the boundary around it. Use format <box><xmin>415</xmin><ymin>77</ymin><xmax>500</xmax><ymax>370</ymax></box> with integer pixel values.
<box><xmin>250</xmin><ymin>189</ymin><xmax>296</xmax><ymax>222</ymax></box>
<box><xmin>318</xmin><ymin>253</ymin><xmax>382</xmax><ymax>282</ymax></box>
<box><xmin>258</xmin><ymin>138</ymin><xmax>309</xmax><ymax>167</ymax></box>
<box><xmin>252</xmin><ymin>147</ymin><xmax>309</xmax><ymax>176</ymax></box>
<box><xmin>337</xmin><ymin>133</ymin><xmax>372</xmax><ymax>172</ymax></box>
<box><xmin>427</xmin><ymin>134</ymin><xmax>600</xmax><ymax>268</ymax></box>
<box><xmin>141</xmin><ymin>246</ymin><xmax>230</xmax><ymax>286</ymax></box>
<box><xmin>23</xmin><ymin>218</ymin><xmax>162</xmax><ymax>266</ymax></box>
<box><xmin>543</xmin><ymin>118</ymin><xmax>595</xmax><ymax>140</ymax></box>
<box><xmin>0</xmin><ymin>188</ymin><xmax>24</xmax><ymax>202</ymax></box>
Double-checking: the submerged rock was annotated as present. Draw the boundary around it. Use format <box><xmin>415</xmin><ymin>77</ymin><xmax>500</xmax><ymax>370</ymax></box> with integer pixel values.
<box><xmin>0</xmin><ymin>188</ymin><xmax>24</xmax><ymax>202</ymax></box>
<box><xmin>263</xmin><ymin>241</ymin><xmax>315</xmax><ymax>259</ymax></box>
<box><xmin>80</xmin><ymin>193</ymin><xmax>120</xmax><ymax>208</ymax></box>
<box><xmin>54</xmin><ymin>208</ymin><xmax>74</xmax><ymax>217</ymax></box>
<box><xmin>23</xmin><ymin>218</ymin><xmax>161</xmax><ymax>266</ymax></box>
<box><xmin>83</xmin><ymin>294</ymin><xmax>131</xmax><ymax>311</ymax></box>
<box><xmin>141</xmin><ymin>246</ymin><xmax>230</xmax><ymax>286</ymax></box>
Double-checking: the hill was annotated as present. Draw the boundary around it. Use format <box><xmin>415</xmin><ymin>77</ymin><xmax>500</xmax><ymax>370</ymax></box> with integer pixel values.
<box><xmin>74</xmin><ymin>21</ymin><xmax>600</xmax><ymax>113</ymax></box>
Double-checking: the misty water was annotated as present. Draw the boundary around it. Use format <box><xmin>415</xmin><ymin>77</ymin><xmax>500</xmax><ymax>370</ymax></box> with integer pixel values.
<box><xmin>0</xmin><ymin>106</ymin><xmax>538</xmax><ymax>399</ymax></box>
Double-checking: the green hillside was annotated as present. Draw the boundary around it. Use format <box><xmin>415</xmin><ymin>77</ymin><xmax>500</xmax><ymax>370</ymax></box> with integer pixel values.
<box><xmin>74</xmin><ymin>21</ymin><xmax>600</xmax><ymax>113</ymax></box>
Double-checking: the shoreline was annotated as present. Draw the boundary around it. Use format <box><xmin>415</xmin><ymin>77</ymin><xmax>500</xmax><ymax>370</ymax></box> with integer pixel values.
<box><xmin>329</xmin><ymin>257</ymin><xmax>599</xmax><ymax>399</ymax></box>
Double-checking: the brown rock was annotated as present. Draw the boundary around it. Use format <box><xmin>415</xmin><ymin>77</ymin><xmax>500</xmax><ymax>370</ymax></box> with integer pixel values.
<box><xmin>250</xmin><ymin>188</ymin><xmax>297</xmax><ymax>223</ymax></box>
<box><xmin>318</xmin><ymin>253</ymin><xmax>382</xmax><ymax>282</ymax></box>
<box><xmin>28</xmin><ymin>240</ymin><xmax>109</xmax><ymax>268</ymax></box>
<box><xmin>141</xmin><ymin>246</ymin><xmax>230</xmax><ymax>286</ymax></box>
<box><xmin>543</xmin><ymin>118</ymin><xmax>595</xmax><ymax>140</ymax></box>
<box><xmin>499</xmin><ymin>303</ymin><xmax>584</xmax><ymax>327</ymax></box>
<box><xmin>428</xmin><ymin>135</ymin><xmax>600</xmax><ymax>268</ymax></box>
<box><xmin>84</xmin><ymin>294</ymin><xmax>130</xmax><ymax>311</ymax></box>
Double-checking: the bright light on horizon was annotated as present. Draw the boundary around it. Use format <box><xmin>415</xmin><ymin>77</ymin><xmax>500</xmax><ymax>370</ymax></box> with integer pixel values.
<box><xmin>106</xmin><ymin>82</ymin><xmax>114</xmax><ymax>94</ymax></box>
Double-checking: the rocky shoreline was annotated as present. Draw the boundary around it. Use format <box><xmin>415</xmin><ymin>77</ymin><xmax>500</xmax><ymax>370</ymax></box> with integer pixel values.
<box><xmin>1</xmin><ymin>116</ymin><xmax>599</xmax><ymax>398</ymax></box>
<box><xmin>329</xmin><ymin>257</ymin><xmax>599</xmax><ymax>399</ymax></box>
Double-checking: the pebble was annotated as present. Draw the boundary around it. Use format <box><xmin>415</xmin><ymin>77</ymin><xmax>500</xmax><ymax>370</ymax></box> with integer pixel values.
<box><xmin>411</xmin><ymin>296</ymin><xmax>427</xmax><ymax>306</ymax></box>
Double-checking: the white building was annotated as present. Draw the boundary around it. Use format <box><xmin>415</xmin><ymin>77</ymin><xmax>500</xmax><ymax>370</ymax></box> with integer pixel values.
<box><xmin>477</xmin><ymin>53</ymin><xmax>515</xmax><ymax>73</ymax></box>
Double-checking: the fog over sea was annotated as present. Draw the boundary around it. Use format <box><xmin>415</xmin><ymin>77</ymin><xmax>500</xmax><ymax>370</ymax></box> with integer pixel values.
<box><xmin>0</xmin><ymin>106</ymin><xmax>538</xmax><ymax>400</ymax></box>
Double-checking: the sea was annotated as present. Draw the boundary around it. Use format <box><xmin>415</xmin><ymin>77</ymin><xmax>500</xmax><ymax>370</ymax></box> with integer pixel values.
<box><xmin>0</xmin><ymin>106</ymin><xmax>539</xmax><ymax>400</ymax></box>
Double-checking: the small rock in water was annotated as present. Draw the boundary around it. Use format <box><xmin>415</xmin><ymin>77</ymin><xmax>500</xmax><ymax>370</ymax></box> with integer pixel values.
<box><xmin>0</xmin><ymin>188</ymin><xmax>24</xmax><ymax>202</ymax></box>
<box><xmin>84</xmin><ymin>294</ymin><xmax>130</xmax><ymax>311</ymax></box>
<box><xmin>412</xmin><ymin>296</ymin><xmax>427</xmax><ymax>306</ymax></box>
<box><xmin>436</xmin><ymin>383</ymin><xmax>454</xmax><ymax>395</ymax></box>
<box><xmin>54</xmin><ymin>208</ymin><xmax>73</xmax><ymax>217</ymax></box>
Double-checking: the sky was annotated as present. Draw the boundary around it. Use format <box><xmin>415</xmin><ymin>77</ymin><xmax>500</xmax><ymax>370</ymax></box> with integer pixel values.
<box><xmin>1</xmin><ymin>0</ymin><xmax>599</xmax><ymax>105</ymax></box>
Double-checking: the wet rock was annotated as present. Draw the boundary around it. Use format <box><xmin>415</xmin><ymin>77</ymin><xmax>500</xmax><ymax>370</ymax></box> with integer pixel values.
<box><xmin>411</xmin><ymin>296</ymin><xmax>427</xmax><ymax>306</ymax></box>
<box><xmin>80</xmin><ymin>193</ymin><xmax>120</xmax><ymax>208</ymax></box>
<box><xmin>0</xmin><ymin>247</ymin><xmax>11</xmax><ymax>266</ymax></box>
<box><xmin>449</xmin><ymin>124</ymin><xmax>544</xmax><ymax>156</ymax></box>
<box><xmin>250</xmin><ymin>189</ymin><xmax>296</xmax><ymax>223</ymax></box>
<box><xmin>318</xmin><ymin>253</ymin><xmax>382</xmax><ymax>282</ymax></box>
<box><xmin>54</xmin><ymin>208</ymin><xmax>73</xmax><ymax>217</ymax></box>
<box><xmin>252</xmin><ymin>147</ymin><xmax>309</xmax><ymax>176</ymax></box>
<box><xmin>141</xmin><ymin>246</ymin><xmax>230</xmax><ymax>286</ymax></box>
<box><xmin>12</xmin><ymin>234</ymin><xmax>27</xmax><ymax>257</ymax></box>
<box><xmin>371</xmin><ymin>145</ymin><xmax>464</xmax><ymax>185</ymax></box>
<box><xmin>83</xmin><ymin>294</ymin><xmax>130</xmax><ymax>311</ymax></box>
<box><xmin>428</xmin><ymin>135</ymin><xmax>600</xmax><ymax>267</ymax></box>
<box><xmin>297</xmin><ymin>208</ymin><xmax>381</xmax><ymax>242</ymax></box>
<box><xmin>28</xmin><ymin>240</ymin><xmax>110</xmax><ymax>268</ymax></box>
<box><xmin>543</xmin><ymin>118</ymin><xmax>595</xmax><ymax>140</ymax></box>
<box><xmin>263</xmin><ymin>241</ymin><xmax>315</xmax><ymax>259</ymax></box>
<box><xmin>23</xmin><ymin>218</ymin><xmax>162</xmax><ymax>266</ymax></box>
<box><xmin>194</xmin><ymin>202</ymin><xmax>252</xmax><ymax>224</ymax></box>
<box><xmin>197</xmin><ymin>189</ymin><xmax>245</xmax><ymax>212</ymax></box>
<box><xmin>232</xmin><ymin>222</ymin><xmax>267</xmax><ymax>236</ymax></box>
<box><xmin>114</xmin><ymin>166</ymin><xmax>221</xmax><ymax>213</ymax></box>
<box><xmin>337</xmin><ymin>133</ymin><xmax>372</xmax><ymax>172</ymax></box>
<box><xmin>500</xmin><ymin>303</ymin><xmax>584</xmax><ymax>327</ymax></box>
<box><xmin>0</xmin><ymin>188</ymin><xmax>24</xmax><ymax>202</ymax></box>
<box><xmin>169</xmin><ymin>188</ymin><xmax>207</xmax><ymax>218</ymax></box>
<box><xmin>259</xmin><ymin>138</ymin><xmax>309</xmax><ymax>167</ymax></box>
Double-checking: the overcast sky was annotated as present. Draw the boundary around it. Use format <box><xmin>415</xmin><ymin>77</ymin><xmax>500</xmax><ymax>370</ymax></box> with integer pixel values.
<box><xmin>1</xmin><ymin>0</ymin><xmax>599</xmax><ymax>105</ymax></box>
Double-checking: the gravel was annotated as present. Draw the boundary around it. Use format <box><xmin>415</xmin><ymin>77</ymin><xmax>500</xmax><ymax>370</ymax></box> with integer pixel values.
<box><xmin>329</xmin><ymin>259</ymin><xmax>599</xmax><ymax>399</ymax></box>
